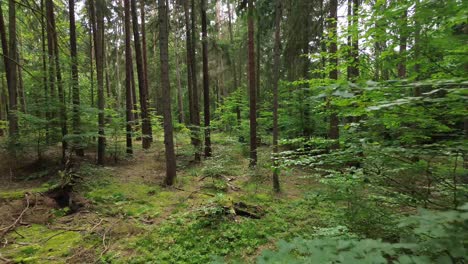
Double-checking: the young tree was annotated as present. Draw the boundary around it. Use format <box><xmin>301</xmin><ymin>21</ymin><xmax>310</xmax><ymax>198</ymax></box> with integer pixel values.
<box><xmin>124</xmin><ymin>0</ymin><xmax>134</xmax><ymax>155</ymax></box>
<box><xmin>131</xmin><ymin>0</ymin><xmax>152</xmax><ymax>149</ymax></box>
<box><xmin>272</xmin><ymin>0</ymin><xmax>282</xmax><ymax>193</ymax></box>
<box><xmin>158</xmin><ymin>0</ymin><xmax>177</xmax><ymax>185</ymax></box>
<box><xmin>247</xmin><ymin>0</ymin><xmax>257</xmax><ymax>167</ymax></box>
<box><xmin>200</xmin><ymin>0</ymin><xmax>211</xmax><ymax>157</ymax></box>
<box><xmin>69</xmin><ymin>0</ymin><xmax>84</xmax><ymax>157</ymax></box>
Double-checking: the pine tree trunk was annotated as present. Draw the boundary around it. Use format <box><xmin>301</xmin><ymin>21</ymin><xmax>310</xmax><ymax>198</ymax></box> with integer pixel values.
<box><xmin>131</xmin><ymin>0</ymin><xmax>152</xmax><ymax>149</ymax></box>
<box><xmin>90</xmin><ymin>0</ymin><xmax>106</xmax><ymax>165</ymax></box>
<box><xmin>124</xmin><ymin>0</ymin><xmax>133</xmax><ymax>155</ymax></box>
<box><xmin>201</xmin><ymin>0</ymin><xmax>212</xmax><ymax>158</ymax></box>
<box><xmin>272</xmin><ymin>0</ymin><xmax>282</xmax><ymax>193</ymax></box>
<box><xmin>16</xmin><ymin>36</ymin><xmax>26</xmax><ymax>113</ymax></box>
<box><xmin>158</xmin><ymin>0</ymin><xmax>177</xmax><ymax>186</ymax></box>
<box><xmin>248</xmin><ymin>0</ymin><xmax>257</xmax><ymax>167</ymax></box>
<box><xmin>69</xmin><ymin>0</ymin><xmax>84</xmax><ymax>157</ymax></box>
<box><xmin>398</xmin><ymin>9</ymin><xmax>407</xmax><ymax>78</ymax></box>
<box><xmin>189</xmin><ymin>0</ymin><xmax>201</xmax><ymax>161</ymax></box>
<box><xmin>0</xmin><ymin>1</ymin><xmax>19</xmax><ymax>145</ymax></box>
<box><xmin>140</xmin><ymin>0</ymin><xmax>152</xmax><ymax>140</ymax></box>
<box><xmin>40</xmin><ymin>0</ymin><xmax>49</xmax><ymax>143</ymax></box>
<box><xmin>47</xmin><ymin>0</ymin><xmax>68</xmax><ymax>162</ymax></box>
<box><xmin>328</xmin><ymin>0</ymin><xmax>339</xmax><ymax>149</ymax></box>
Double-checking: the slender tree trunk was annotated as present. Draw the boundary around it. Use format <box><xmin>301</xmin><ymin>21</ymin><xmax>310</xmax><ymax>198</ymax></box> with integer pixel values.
<box><xmin>191</xmin><ymin>0</ymin><xmax>201</xmax><ymax>161</ymax></box>
<box><xmin>183</xmin><ymin>0</ymin><xmax>201</xmax><ymax>162</ymax></box>
<box><xmin>69</xmin><ymin>0</ymin><xmax>84</xmax><ymax>157</ymax></box>
<box><xmin>0</xmin><ymin>1</ymin><xmax>19</xmax><ymax>145</ymax></box>
<box><xmin>248</xmin><ymin>0</ymin><xmax>257</xmax><ymax>166</ymax></box>
<box><xmin>413</xmin><ymin>0</ymin><xmax>421</xmax><ymax>96</ymax></box>
<box><xmin>124</xmin><ymin>0</ymin><xmax>133</xmax><ymax>155</ymax></box>
<box><xmin>90</xmin><ymin>0</ymin><xmax>106</xmax><ymax>165</ymax></box>
<box><xmin>398</xmin><ymin>9</ymin><xmax>407</xmax><ymax>78</ymax></box>
<box><xmin>175</xmin><ymin>41</ymin><xmax>184</xmax><ymax>124</ymax></box>
<box><xmin>131</xmin><ymin>0</ymin><xmax>152</xmax><ymax>149</ymax></box>
<box><xmin>201</xmin><ymin>0</ymin><xmax>212</xmax><ymax>158</ymax></box>
<box><xmin>89</xmin><ymin>22</ymin><xmax>95</xmax><ymax>107</ymax></box>
<box><xmin>140</xmin><ymin>0</ymin><xmax>152</xmax><ymax>140</ymax></box>
<box><xmin>352</xmin><ymin>0</ymin><xmax>359</xmax><ymax>78</ymax></box>
<box><xmin>0</xmin><ymin>76</ymin><xmax>5</xmax><ymax>136</ymax></box>
<box><xmin>40</xmin><ymin>0</ymin><xmax>49</xmax><ymax>143</ymax></box>
<box><xmin>328</xmin><ymin>0</ymin><xmax>339</xmax><ymax>149</ymax></box>
<box><xmin>16</xmin><ymin>36</ymin><xmax>26</xmax><ymax>113</ymax></box>
<box><xmin>227</xmin><ymin>1</ymin><xmax>241</xmax><ymax>131</ymax></box>
<box><xmin>272</xmin><ymin>0</ymin><xmax>282</xmax><ymax>193</ymax></box>
<box><xmin>158</xmin><ymin>0</ymin><xmax>177</xmax><ymax>186</ymax></box>
<box><xmin>47</xmin><ymin>0</ymin><xmax>68</xmax><ymax>162</ymax></box>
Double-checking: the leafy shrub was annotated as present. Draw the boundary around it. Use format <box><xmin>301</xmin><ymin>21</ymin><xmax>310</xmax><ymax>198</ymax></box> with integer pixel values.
<box><xmin>258</xmin><ymin>204</ymin><xmax>468</xmax><ymax>264</ymax></box>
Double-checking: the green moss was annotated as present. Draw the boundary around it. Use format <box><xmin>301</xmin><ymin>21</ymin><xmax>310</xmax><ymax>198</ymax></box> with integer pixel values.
<box><xmin>1</xmin><ymin>224</ymin><xmax>83</xmax><ymax>263</ymax></box>
<box><xmin>85</xmin><ymin>179</ymin><xmax>179</xmax><ymax>218</ymax></box>
<box><xmin>0</xmin><ymin>185</ymin><xmax>53</xmax><ymax>200</ymax></box>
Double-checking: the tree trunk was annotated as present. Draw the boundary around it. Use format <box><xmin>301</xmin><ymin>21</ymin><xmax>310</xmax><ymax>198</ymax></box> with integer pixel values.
<box><xmin>175</xmin><ymin>40</ymin><xmax>184</xmax><ymax>124</ymax></box>
<box><xmin>124</xmin><ymin>0</ymin><xmax>133</xmax><ymax>155</ymax></box>
<box><xmin>69</xmin><ymin>0</ymin><xmax>84</xmax><ymax>157</ymax></box>
<box><xmin>0</xmin><ymin>1</ymin><xmax>19</xmax><ymax>145</ymax></box>
<box><xmin>131</xmin><ymin>0</ymin><xmax>152</xmax><ymax>149</ymax></box>
<box><xmin>140</xmin><ymin>0</ymin><xmax>151</xmax><ymax>139</ymax></box>
<box><xmin>352</xmin><ymin>0</ymin><xmax>359</xmax><ymax>79</ymax></box>
<box><xmin>201</xmin><ymin>0</ymin><xmax>212</xmax><ymax>158</ymax></box>
<box><xmin>272</xmin><ymin>0</ymin><xmax>282</xmax><ymax>193</ymax></box>
<box><xmin>247</xmin><ymin>0</ymin><xmax>257</xmax><ymax>167</ymax></box>
<box><xmin>16</xmin><ymin>37</ymin><xmax>26</xmax><ymax>114</ymax></box>
<box><xmin>88</xmin><ymin>21</ymin><xmax>95</xmax><ymax>107</ymax></box>
<box><xmin>47</xmin><ymin>0</ymin><xmax>68</xmax><ymax>162</ymax></box>
<box><xmin>187</xmin><ymin>0</ymin><xmax>201</xmax><ymax>162</ymax></box>
<box><xmin>90</xmin><ymin>0</ymin><xmax>106</xmax><ymax>165</ymax></box>
<box><xmin>158</xmin><ymin>0</ymin><xmax>177</xmax><ymax>186</ymax></box>
<box><xmin>328</xmin><ymin>0</ymin><xmax>339</xmax><ymax>149</ymax></box>
<box><xmin>41</xmin><ymin>0</ymin><xmax>49</xmax><ymax>143</ymax></box>
<box><xmin>413</xmin><ymin>0</ymin><xmax>421</xmax><ymax>96</ymax></box>
<box><xmin>398</xmin><ymin>9</ymin><xmax>407</xmax><ymax>79</ymax></box>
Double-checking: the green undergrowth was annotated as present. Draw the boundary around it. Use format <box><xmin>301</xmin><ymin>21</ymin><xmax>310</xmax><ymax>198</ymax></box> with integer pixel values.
<box><xmin>1</xmin><ymin>224</ymin><xmax>85</xmax><ymax>263</ymax></box>
<box><xmin>83</xmin><ymin>174</ymin><xmax>182</xmax><ymax>219</ymax></box>
<box><xmin>123</xmin><ymin>189</ymin><xmax>342</xmax><ymax>264</ymax></box>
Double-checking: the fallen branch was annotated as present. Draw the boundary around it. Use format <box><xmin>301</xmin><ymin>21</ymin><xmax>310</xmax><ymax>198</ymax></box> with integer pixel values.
<box><xmin>0</xmin><ymin>194</ymin><xmax>30</xmax><ymax>240</ymax></box>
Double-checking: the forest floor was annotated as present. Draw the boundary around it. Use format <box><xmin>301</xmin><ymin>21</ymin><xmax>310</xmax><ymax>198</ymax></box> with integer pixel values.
<box><xmin>0</xmin><ymin>133</ymin><xmax>349</xmax><ymax>263</ymax></box>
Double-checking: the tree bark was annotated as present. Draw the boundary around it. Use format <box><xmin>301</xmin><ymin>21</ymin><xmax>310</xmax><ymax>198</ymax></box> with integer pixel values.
<box><xmin>90</xmin><ymin>0</ymin><xmax>106</xmax><ymax>165</ymax></box>
<box><xmin>140</xmin><ymin>0</ymin><xmax>151</xmax><ymax>137</ymax></box>
<box><xmin>158</xmin><ymin>0</ymin><xmax>177</xmax><ymax>186</ymax></box>
<box><xmin>131</xmin><ymin>0</ymin><xmax>152</xmax><ymax>149</ymax></box>
<box><xmin>69</xmin><ymin>0</ymin><xmax>84</xmax><ymax>157</ymax></box>
<box><xmin>40</xmin><ymin>0</ymin><xmax>49</xmax><ymax>143</ymax></box>
<box><xmin>124</xmin><ymin>0</ymin><xmax>133</xmax><ymax>155</ymax></box>
<box><xmin>248</xmin><ymin>0</ymin><xmax>257</xmax><ymax>167</ymax></box>
<box><xmin>187</xmin><ymin>0</ymin><xmax>201</xmax><ymax>162</ymax></box>
<box><xmin>0</xmin><ymin>1</ymin><xmax>19</xmax><ymax>145</ymax></box>
<box><xmin>398</xmin><ymin>9</ymin><xmax>407</xmax><ymax>78</ymax></box>
<box><xmin>328</xmin><ymin>0</ymin><xmax>339</xmax><ymax>149</ymax></box>
<box><xmin>201</xmin><ymin>0</ymin><xmax>211</xmax><ymax>158</ymax></box>
<box><xmin>272</xmin><ymin>0</ymin><xmax>282</xmax><ymax>193</ymax></box>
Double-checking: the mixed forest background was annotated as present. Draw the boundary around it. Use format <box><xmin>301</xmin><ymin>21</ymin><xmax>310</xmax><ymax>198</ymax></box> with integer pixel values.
<box><xmin>0</xmin><ymin>0</ymin><xmax>467</xmax><ymax>263</ymax></box>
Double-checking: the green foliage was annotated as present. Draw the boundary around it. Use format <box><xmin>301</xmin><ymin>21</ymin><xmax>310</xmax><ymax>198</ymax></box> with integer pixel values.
<box><xmin>258</xmin><ymin>204</ymin><xmax>468</xmax><ymax>264</ymax></box>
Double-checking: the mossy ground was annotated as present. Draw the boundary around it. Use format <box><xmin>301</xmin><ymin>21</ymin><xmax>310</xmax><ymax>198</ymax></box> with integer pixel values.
<box><xmin>0</xmin><ymin>132</ymin><xmax>345</xmax><ymax>263</ymax></box>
